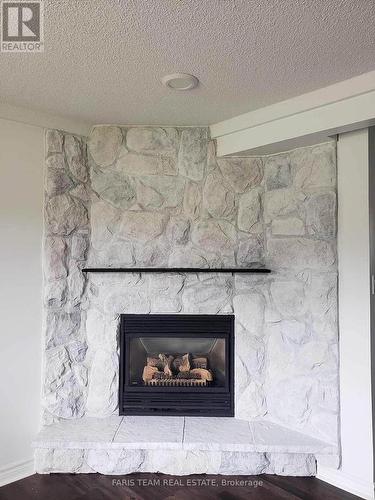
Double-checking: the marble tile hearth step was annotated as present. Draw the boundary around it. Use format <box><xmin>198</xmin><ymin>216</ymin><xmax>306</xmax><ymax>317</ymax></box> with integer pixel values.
<box><xmin>33</xmin><ymin>416</ymin><xmax>337</xmax><ymax>456</ymax></box>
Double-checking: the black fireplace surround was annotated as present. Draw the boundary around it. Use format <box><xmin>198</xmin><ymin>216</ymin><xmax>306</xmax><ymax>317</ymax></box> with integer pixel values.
<box><xmin>119</xmin><ymin>314</ymin><xmax>235</xmax><ymax>416</ymax></box>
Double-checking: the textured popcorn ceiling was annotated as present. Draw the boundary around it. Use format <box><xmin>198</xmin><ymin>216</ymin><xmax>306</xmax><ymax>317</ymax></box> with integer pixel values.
<box><xmin>2</xmin><ymin>0</ymin><xmax>374</xmax><ymax>126</ymax></box>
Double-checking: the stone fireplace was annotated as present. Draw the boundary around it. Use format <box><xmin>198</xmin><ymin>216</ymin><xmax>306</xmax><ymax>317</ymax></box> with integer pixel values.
<box><xmin>119</xmin><ymin>314</ymin><xmax>234</xmax><ymax>416</ymax></box>
<box><xmin>35</xmin><ymin>125</ymin><xmax>340</xmax><ymax>475</ymax></box>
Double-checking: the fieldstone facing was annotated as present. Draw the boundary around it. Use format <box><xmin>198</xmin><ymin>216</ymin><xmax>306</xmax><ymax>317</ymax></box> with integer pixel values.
<box><xmin>166</xmin><ymin>216</ymin><xmax>190</xmax><ymax>245</ymax></box>
<box><xmin>149</xmin><ymin>274</ymin><xmax>185</xmax><ymax>313</ymax></box>
<box><xmin>280</xmin><ymin>319</ymin><xmax>310</xmax><ymax>344</ymax></box>
<box><xmin>192</xmin><ymin>219</ymin><xmax>237</xmax><ymax>255</ymax></box>
<box><xmin>233</xmin><ymin>293</ymin><xmax>265</xmax><ymax>334</ymax></box>
<box><xmin>236</xmin><ymin>380</ymin><xmax>266</xmax><ymax>420</ymax></box>
<box><xmin>91</xmin><ymin>165</ymin><xmax>136</xmax><ymax>210</ymax></box>
<box><xmin>46</xmin><ymin>194</ymin><xmax>88</xmax><ymax>236</ymax></box>
<box><xmin>169</xmin><ymin>243</ymin><xmax>218</xmax><ymax>268</ymax></box>
<box><xmin>35</xmin><ymin>447</ymin><xmax>316</xmax><ymax>476</ymax></box>
<box><xmin>306</xmin><ymin>192</ymin><xmax>336</xmax><ymax>238</ymax></box>
<box><xmin>88</xmin><ymin>126</ymin><xmax>123</xmax><ymax>167</ymax></box>
<box><xmin>271</xmin><ymin>280</ymin><xmax>305</xmax><ymax>317</ymax></box>
<box><xmin>183</xmin><ymin>181</ymin><xmax>201</xmax><ymax>219</ymax></box>
<box><xmin>67</xmin><ymin>263</ymin><xmax>86</xmax><ymax>306</ymax></box>
<box><xmin>182</xmin><ymin>276</ymin><xmax>233</xmax><ymax>314</ymax></box>
<box><xmin>132</xmin><ymin>239</ymin><xmax>168</xmax><ymax>267</ymax></box>
<box><xmin>266</xmin><ymin>453</ymin><xmax>316</xmax><ymax>476</ymax></box>
<box><xmin>118</xmin><ymin>211</ymin><xmax>168</xmax><ymax>241</ymax></box>
<box><xmin>203</xmin><ymin>170</ymin><xmax>235</xmax><ymax>218</ymax></box>
<box><xmin>43</xmin><ymin>128</ymin><xmax>338</xmax><ymax>456</ymax></box>
<box><xmin>134</xmin><ymin>178</ymin><xmax>164</xmax><ymax>208</ymax></box>
<box><xmin>90</xmin><ymin>200</ymin><xmax>119</xmax><ymax>251</ymax></box>
<box><xmin>218</xmin><ymin>157</ymin><xmax>263</xmax><ymax>193</ymax></box>
<box><xmin>265</xmin><ymin>156</ymin><xmax>291</xmax><ymax>190</ymax></box>
<box><xmin>45</xmin><ymin>236</ymin><xmax>67</xmax><ymax>280</ymax></box>
<box><xmin>136</xmin><ymin>175</ymin><xmax>185</xmax><ymax>208</ymax></box>
<box><xmin>117</xmin><ymin>151</ymin><xmax>176</xmax><ymax>177</ymax></box>
<box><xmin>292</xmin><ymin>144</ymin><xmax>336</xmax><ymax>189</ymax></box>
<box><xmin>178</xmin><ymin>128</ymin><xmax>208</xmax><ymax>181</ymax></box>
<box><xmin>238</xmin><ymin>188</ymin><xmax>261</xmax><ymax>232</ymax></box>
<box><xmin>46</xmin><ymin>310</ymin><xmax>81</xmax><ymax>348</ymax></box>
<box><xmin>46</xmin><ymin>168</ymin><xmax>74</xmax><ymax>196</ymax></box>
<box><xmin>44</xmin><ymin>346</ymin><xmax>86</xmax><ymax>419</ymax></box>
<box><xmin>45</xmin><ymin>279</ymin><xmax>67</xmax><ymax>308</ymax></box>
<box><xmin>264</xmin><ymin>188</ymin><xmax>299</xmax><ymax>222</ymax></box>
<box><xmin>46</xmin><ymin>130</ymin><xmax>63</xmax><ymax>154</ymax></box>
<box><xmin>268</xmin><ymin>238</ymin><xmax>336</xmax><ymax>270</ymax></box>
<box><xmin>237</xmin><ymin>236</ymin><xmax>264</xmax><ymax>267</ymax></box>
<box><xmin>46</xmin><ymin>153</ymin><xmax>65</xmax><ymax>170</ymax></box>
<box><xmin>65</xmin><ymin>135</ymin><xmax>88</xmax><ymax>183</ymax></box>
<box><xmin>70</xmin><ymin>184</ymin><xmax>91</xmax><ymax>202</ymax></box>
<box><xmin>71</xmin><ymin>233</ymin><xmax>89</xmax><ymax>261</ymax></box>
<box><xmin>271</xmin><ymin>217</ymin><xmax>305</xmax><ymax>236</ymax></box>
<box><xmin>86</xmin><ymin>349</ymin><xmax>118</xmax><ymax>417</ymax></box>
<box><xmin>44</xmin><ymin>130</ymin><xmax>91</xmax><ymax>421</ymax></box>
<box><xmin>126</xmin><ymin>127</ymin><xmax>178</xmax><ymax>155</ymax></box>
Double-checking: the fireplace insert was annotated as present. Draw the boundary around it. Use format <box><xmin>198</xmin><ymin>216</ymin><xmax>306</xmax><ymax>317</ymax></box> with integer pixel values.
<box><xmin>119</xmin><ymin>314</ymin><xmax>234</xmax><ymax>416</ymax></box>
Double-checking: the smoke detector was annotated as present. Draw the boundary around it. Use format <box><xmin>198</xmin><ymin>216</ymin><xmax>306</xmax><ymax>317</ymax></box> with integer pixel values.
<box><xmin>161</xmin><ymin>73</ymin><xmax>199</xmax><ymax>91</ymax></box>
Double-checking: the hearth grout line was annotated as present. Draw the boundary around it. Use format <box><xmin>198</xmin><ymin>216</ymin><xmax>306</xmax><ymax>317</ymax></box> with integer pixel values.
<box><xmin>248</xmin><ymin>420</ymin><xmax>255</xmax><ymax>445</ymax></box>
<box><xmin>182</xmin><ymin>417</ymin><xmax>186</xmax><ymax>445</ymax></box>
<box><xmin>112</xmin><ymin>417</ymin><xmax>124</xmax><ymax>443</ymax></box>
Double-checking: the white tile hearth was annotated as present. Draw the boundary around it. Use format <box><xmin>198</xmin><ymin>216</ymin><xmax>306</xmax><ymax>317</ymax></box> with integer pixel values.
<box><xmin>33</xmin><ymin>416</ymin><xmax>337</xmax><ymax>455</ymax></box>
<box><xmin>183</xmin><ymin>417</ymin><xmax>253</xmax><ymax>451</ymax></box>
<box><xmin>33</xmin><ymin>416</ymin><xmax>338</xmax><ymax>475</ymax></box>
<box><xmin>249</xmin><ymin>421</ymin><xmax>336</xmax><ymax>454</ymax></box>
<box><xmin>114</xmin><ymin>416</ymin><xmax>184</xmax><ymax>449</ymax></box>
<box><xmin>34</xmin><ymin>416</ymin><xmax>123</xmax><ymax>449</ymax></box>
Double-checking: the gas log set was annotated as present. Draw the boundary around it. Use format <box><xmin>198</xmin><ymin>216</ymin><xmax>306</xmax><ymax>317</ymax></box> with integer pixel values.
<box><xmin>142</xmin><ymin>353</ymin><xmax>214</xmax><ymax>387</ymax></box>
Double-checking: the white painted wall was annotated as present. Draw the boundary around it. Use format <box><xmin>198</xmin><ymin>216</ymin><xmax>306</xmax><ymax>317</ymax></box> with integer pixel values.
<box><xmin>318</xmin><ymin>128</ymin><xmax>374</xmax><ymax>500</ymax></box>
<box><xmin>0</xmin><ymin>101</ymin><xmax>91</xmax><ymax>137</ymax></box>
<box><xmin>0</xmin><ymin>118</ymin><xmax>44</xmax><ymax>485</ymax></box>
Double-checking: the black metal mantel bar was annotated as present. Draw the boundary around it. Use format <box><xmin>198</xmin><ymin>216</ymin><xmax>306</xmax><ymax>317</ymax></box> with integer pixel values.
<box><xmin>82</xmin><ymin>267</ymin><xmax>271</xmax><ymax>274</ymax></box>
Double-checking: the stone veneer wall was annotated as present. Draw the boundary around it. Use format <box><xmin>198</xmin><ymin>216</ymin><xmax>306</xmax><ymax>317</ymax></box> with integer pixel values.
<box><xmin>44</xmin><ymin>130</ymin><xmax>91</xmax><ymax>423</ymax></box>
<box><xmin>43</xmin><ymin>126</ymin><xmax>338</xmax><ymax>445</ymax></box>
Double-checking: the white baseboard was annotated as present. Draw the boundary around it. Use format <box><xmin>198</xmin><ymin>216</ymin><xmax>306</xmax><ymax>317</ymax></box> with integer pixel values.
<box><xmin>0</xmin><ymin>458</ymin><xmax>34</xmax><ymax>487</ymax></box>
<box><xmin>317</xmin><ymin>466</ymin><xmax>374</xmax><ymax>500</ymax></box>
